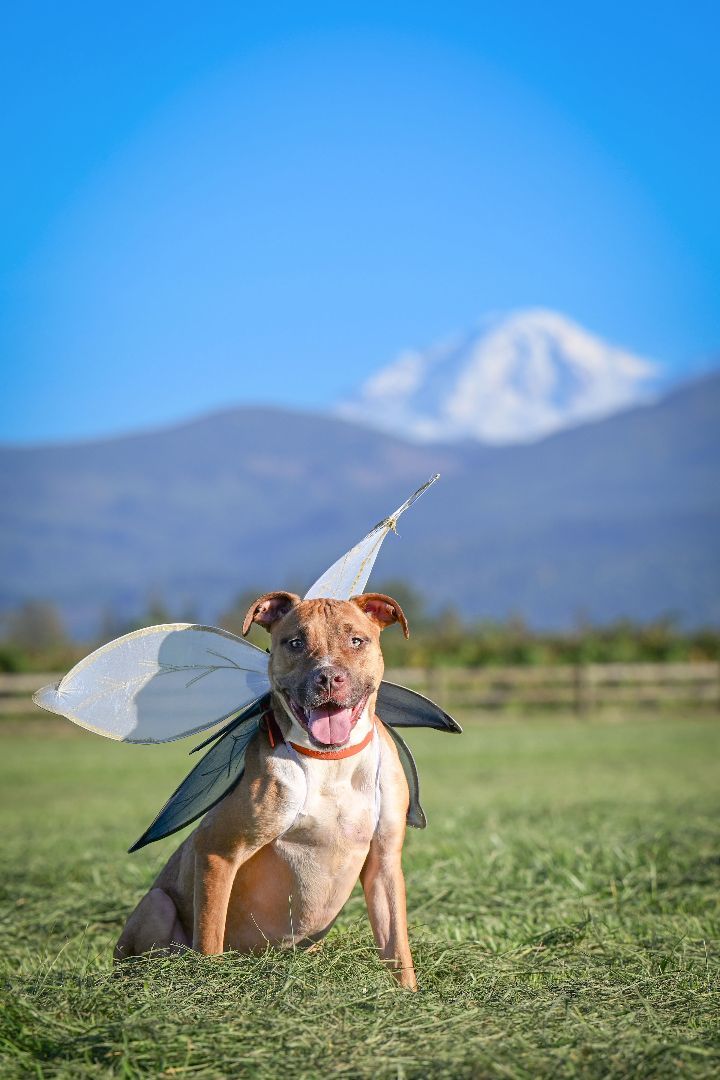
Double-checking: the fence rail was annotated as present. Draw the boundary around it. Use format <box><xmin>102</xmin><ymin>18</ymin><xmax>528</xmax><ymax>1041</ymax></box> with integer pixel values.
<box><xmin>1</xmin><ymin>663</ymin><xmax>718</xmax><ymax>719</ymax></box>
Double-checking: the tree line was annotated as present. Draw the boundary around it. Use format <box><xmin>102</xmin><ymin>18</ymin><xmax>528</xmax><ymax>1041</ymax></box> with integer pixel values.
<box><xmin>1</xmin><ymin>582</ymin><xmax>718</xmax><ymax>673</ymax></box>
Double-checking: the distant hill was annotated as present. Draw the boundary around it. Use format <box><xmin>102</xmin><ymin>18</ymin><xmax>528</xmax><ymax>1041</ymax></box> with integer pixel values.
<box><xmin>1</xmin><ymin>374</ymin><xmax>718</xmax><ymax>634</ymax></box>
<box><xmin>336</xmin><ymin>309</ymin><xmax>660</xmax><ymax>443</ymax></box>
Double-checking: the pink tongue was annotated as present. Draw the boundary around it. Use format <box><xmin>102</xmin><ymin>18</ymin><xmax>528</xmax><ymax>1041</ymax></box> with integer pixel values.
<box><xmin>306</xmin><ymin>704</ymin><xmax>354</xmax><ymax>745</ymax></box>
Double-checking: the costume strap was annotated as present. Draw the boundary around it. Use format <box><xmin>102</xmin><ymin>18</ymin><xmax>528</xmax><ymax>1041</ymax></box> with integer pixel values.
<box><xmin>262</xmin><ymin>707</ymin><xmax>375</xmax><ymax>760</ymax></box>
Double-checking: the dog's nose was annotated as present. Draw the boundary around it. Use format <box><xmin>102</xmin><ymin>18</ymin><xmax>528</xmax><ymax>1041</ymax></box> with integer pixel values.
<box><xmin>312</xmin><ymin>667</ymin><xmax>348</xmax><ymax>691</ymax></box>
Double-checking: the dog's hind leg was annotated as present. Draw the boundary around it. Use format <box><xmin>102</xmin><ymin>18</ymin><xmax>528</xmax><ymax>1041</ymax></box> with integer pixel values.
<box><xmin>114</xmin><ymin>888</ymin><xmax>190</xmax><ymax>960</ymax></box>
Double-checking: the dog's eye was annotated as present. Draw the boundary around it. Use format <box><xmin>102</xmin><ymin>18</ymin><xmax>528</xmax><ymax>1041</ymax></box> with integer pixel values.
<box><xmin>286</xmin><ymin>638</ymin><xmax>304</xmax><ymax>651</ymax></box>
<box><xmin>350</xmin><ymin>636</ymin><xmax>366</xmax><ymax>647</ymax></box>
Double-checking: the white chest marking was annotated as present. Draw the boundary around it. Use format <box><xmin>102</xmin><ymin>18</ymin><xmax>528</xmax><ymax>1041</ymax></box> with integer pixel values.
<box><xmin>275</xmin><ymin>728</ymin><xmax>382</xmax><ymax>841</ymax></box>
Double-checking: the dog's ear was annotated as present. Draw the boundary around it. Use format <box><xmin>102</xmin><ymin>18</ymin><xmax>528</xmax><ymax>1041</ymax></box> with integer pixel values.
<box><xmin>242</xmin><ymin>592</ymin><xmax>301</xmax><ymax>636</ymax></box>
<box><xmin>351</xmin><ymin>593</ymin><xmax>410</xmax><ymax>638</ymax></box>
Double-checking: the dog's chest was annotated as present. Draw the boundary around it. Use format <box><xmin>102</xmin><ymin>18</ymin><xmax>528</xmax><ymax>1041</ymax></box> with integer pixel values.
<box><xmin>276</xmin><ymin>739</ymin><xmax>381</xmax><ymax>855</ymax></box>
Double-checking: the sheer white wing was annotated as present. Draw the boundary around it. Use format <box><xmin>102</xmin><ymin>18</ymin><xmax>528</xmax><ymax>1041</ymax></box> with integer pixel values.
<box><xmin>304</xmin><ymin>474</ymin><xmax>439</xmax><ymax>600</ymax></box>
<box><xmin>32</xmin><ymin>624</ymin><xmax>271</xmax><ymax>743</ymax></box>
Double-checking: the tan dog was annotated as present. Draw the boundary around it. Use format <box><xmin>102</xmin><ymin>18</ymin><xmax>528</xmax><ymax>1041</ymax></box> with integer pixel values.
<box><xmin>115</xmin><ymin>591</ymin><xmax>418</xmax><ymax>989</ymax></box>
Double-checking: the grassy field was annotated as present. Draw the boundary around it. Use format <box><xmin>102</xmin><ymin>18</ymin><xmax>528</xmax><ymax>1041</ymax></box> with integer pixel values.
<box><xmin>1</xmin><ymin>712</ymin><xmax>719</xmax><ymax>1078</ymax></box>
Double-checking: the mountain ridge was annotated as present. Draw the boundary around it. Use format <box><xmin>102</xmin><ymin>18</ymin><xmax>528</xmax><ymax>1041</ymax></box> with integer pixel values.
<box><xmin>1</xmin><ymin>373</ymin><xmax>718</xmax><ymax>634</ymax></box>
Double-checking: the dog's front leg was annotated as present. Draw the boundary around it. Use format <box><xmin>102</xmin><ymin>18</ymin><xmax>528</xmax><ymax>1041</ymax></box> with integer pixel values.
<box><xmin>191</xmin><ymin>794</ymin><xmax>268</xmax><ymax>954</ymax></box>
<box><xmin>192</xmin><ymin>844</ymin><xmax>254</xmax><ymax>954</ymax></box>
<box><xmin>361</xmin><ymin>837</ymin><xmax>417</xmax><ymax>990</ymax></box>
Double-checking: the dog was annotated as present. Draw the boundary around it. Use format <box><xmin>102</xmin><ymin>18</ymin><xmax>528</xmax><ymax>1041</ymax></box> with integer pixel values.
<box><xmin>115</xmin><ymin>590</ymin><xmax>418</xmax><ymax>989</ymax></box>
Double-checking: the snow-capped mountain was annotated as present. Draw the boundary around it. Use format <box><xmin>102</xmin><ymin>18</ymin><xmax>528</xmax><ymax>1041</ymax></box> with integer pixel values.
<box><xmin>336</xmin><ymin>309</ymin><xmax>661</xmax><ymax>443</ymax></box>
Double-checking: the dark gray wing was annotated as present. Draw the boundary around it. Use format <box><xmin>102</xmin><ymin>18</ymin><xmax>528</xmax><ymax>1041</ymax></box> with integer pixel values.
<box><xmin>128</xmin><ymin>696</ymin><xmax>268</xmax><ymax>852</ymax></box>
<box><xmin>380</xmin><ymin>722</ymin><xmax>426</xmax><ymax>829</ymax></box>
<box><xmin>377</xmin><ymin>681</ymin><xmax>462</xmax><ymax>733</ymax></box>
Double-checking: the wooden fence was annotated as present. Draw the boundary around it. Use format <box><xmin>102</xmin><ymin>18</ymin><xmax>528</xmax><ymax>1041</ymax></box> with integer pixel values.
<box><xmin>1</xmin><ymin>663</ymin><xmax>719</xmax><ymax>719</ymax></box>
<box><xmin>385</xmin><ymin>663</ymin><xmax>720</xmax><ymax>714</ymax></box>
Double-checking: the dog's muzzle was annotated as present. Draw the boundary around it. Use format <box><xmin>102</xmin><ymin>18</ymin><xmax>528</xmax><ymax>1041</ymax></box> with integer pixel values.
<box><xmin>287</xmin><ymin>694</ymin><xmax>368</xmax><ymax>747</ymax></box>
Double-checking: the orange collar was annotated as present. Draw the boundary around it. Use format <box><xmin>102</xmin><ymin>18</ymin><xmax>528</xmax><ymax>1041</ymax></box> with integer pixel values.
<box><xmin>263</xmin><ymin>708</ymin><xmax>375</xmax><ymax>760</ymax></box>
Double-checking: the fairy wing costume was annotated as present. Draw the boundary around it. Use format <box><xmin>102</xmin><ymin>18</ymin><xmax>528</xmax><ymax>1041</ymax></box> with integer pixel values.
<box><xmin>33</xmin><ymin>475</ymin><xmax>461</xmax><ymax>847</ymax></box>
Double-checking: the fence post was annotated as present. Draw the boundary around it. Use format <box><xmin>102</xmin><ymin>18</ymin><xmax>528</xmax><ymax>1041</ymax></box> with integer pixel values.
<box><xmin>574</xmin><ymin>664</ymin><xmax>590</xmax><ymax>718</ymax></box>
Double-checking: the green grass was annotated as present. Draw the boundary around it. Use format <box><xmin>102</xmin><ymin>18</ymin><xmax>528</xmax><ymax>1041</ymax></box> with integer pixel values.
<box><xmin>1</xmin><ymin>713</ymin><xmax>719</xmax><ymax>1078</ymax></box>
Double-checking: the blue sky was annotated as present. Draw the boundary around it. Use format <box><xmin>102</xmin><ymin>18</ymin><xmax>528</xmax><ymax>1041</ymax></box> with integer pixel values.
<box><xmin>1</xmin><ymin>1</ymin><xmax>718</xmax><ymax>443</ymax></box>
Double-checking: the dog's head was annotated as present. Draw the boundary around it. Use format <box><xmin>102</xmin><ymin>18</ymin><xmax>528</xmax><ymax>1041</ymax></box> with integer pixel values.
<box><xmin>242</xmin><ymin>592</ymin><xmax>409</xmax><ymax>748</ymax></box>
